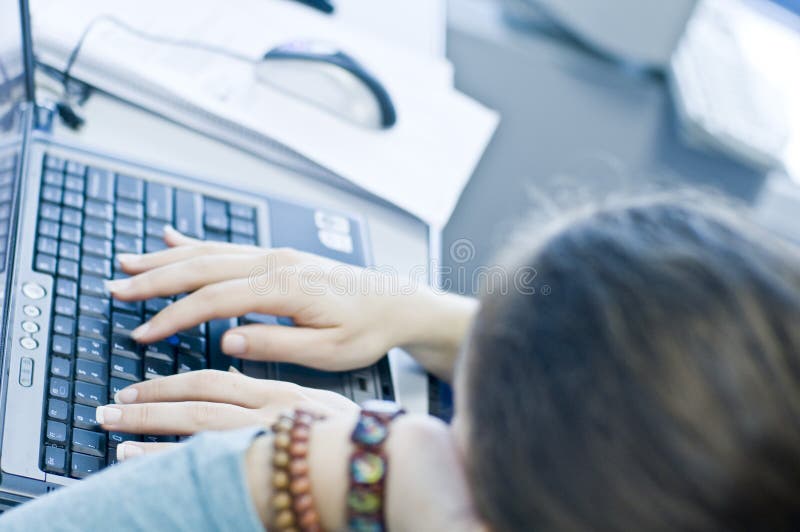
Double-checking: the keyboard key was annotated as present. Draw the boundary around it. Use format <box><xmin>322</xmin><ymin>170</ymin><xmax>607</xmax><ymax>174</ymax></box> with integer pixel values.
<box><xmin>175</xmin><ymin>190</ymin><xmax>204</xmax><ymax>238</ymax></box>
<box><xmin>78</xmin><ymin>315</ymin><xmax>109</xmax><ymax>340</ymax></box>
<box><xmin>60</xmin><ymin>225</ymin><xmax>81</xmax><ymax>244</ymax></box>
<box><xmin>144</xmin><ymin>356</ymin><xmax>173</xmax><ymax>379</ymax></box>
<box><xmin>71</xmin><ymin>453</ymin><xmax>103</xmax><ymax>479</ymax></box>
<box><xmin>111</xmin><ymin>356</ymin><xmax>142</xmax><ymax>381</ymax></box>
<box><xmin>145</xmin><ymin>219</ymin><xmax>167</xmax><ymax>238</ymax></box>
<box><xmin>206</xmin><ymin>230</ymin><xmax>228</xmax><ymax>242</ymax></box>
<box><xmin>76</xmin><ymin>358</ymin><xmax>107</xmax><ymax>385</ymax></box>
<box><xmin>116</xmin><ymin>174</ymin><xmax>144</xmax><ymax>201</ymax></box>
<box><xmin>77</xmin><ymin>337</ymin><xmax>110</xmax><ymax>363</ymax></box>
<box><xmin>73</xmin><ymin>404</ymin><xmax>100</xmax><ymax>430</ymax></box>
<box><xmin>86</xmin><ymin>168</ymin><xmax>115</xmax><ymax>202</ymax></box>
<box><xmin>34</xmin><ymin>253</ymin><xmax>57</xmax><ymax>274</ymax></box>
<box><xmin>145</xmin><ymin>298</ymin><xmax>171</xmax><ymax>314</ymax></box>
<box><xmin>110</xmin><ymin>378</ymin><xmax>138</xmax><ymax>400</ymax></box>
<box><xmin>231</xmin><ymin>218</ymin><xmax>255</xmax><ymax>236</ymax></box>
<box><xmin>79</xmin><ymin>294</ymin><xmax>111</xmax><ymax>318</ymax></box>
<box><xmin>112</xmin><ymin>298</ymin><xmax>143</xmax><ymax>315</ymax></box>
<box><xmin>115</xmin><ymin>216</ymin><xmax>143</xmax><ymax>237</ymax></box>
<box><xmin>56</xmin><ymin>277</ymin><xmax>78</xmax><ymax>299</ymax></box>
<box><xmin>61</xmin><ymin>207</ymin><xmax>83</xmax><ymax>227</ymax></box>
<box><xmin>54</xmin><ymin>296</ymin><xmax>77</xmax><ymax>316</ymax></box>
<box><xmin>44</xmin><ymin>446</ymin><xmax>67</xmax><ymax>475</ymax></box>
<box><xmin>145</xmin><ymin>341</ymin><xmax>175</xmax><ymax>361</ymax></box>
<box><xmin>111</xmin><ymin>334</ymin><xmax>141</xmax><ymax>359</ymax></box>
<box><xmin>51</xmin><ymin>357</ymin><xmax>72</xmax><ymax>378</ymax></box>
<box><xmin>183</xmin><ymin>323</ymin><xmax>207</xmax><ymax>337</ymax></box>
<box><xmin>229</xmin><ymin>203</ymin><xmax>255</xmax><ymax>220</ymax></box>
<box><xmin>57</xmin><ymin>259</ymin><xmax>79</xmax><ymax>280</ymax></box>
<box><xmin>59</xmin><ymin>241</ymin><xmax>80</xmax><ymax>262</ymax></box>
<box><xmin>74</xmin><ymin>381</ymin><xmax>106</xmax><ymax>407</ymax></box>
<box><xmin>82</xmin><ymin>236</ymin><xmax>112</xmax><ymax>258</ymax></box>
<box><xmin>146</xmin><ymin>182</ymin><xmax>173</xmax><ymax>221</ymax></box>
<box><xmin>143</xmin><ymin>435</ymin><xmax>177</xmax><ymax>443</ymax></box>
<box><xmin>145</xmin><ymin>236</ymin><xmax>167</xmax><ymax>253</ymax></box>
<box><xmin>72</xmin><ymin>428</ymin><xmax>106</xmax><ymax>458</ymax></box>
<box><xmin>43</xmin><ymin>169</ymin><xmax>64</xmax><ymax>186</ymax></box>
<box><xmin>48</xmin><ymin>399</ymin><xmax>68</xmax><ymax>421</ymax></box>
<box><xmin>46</xmin><ymin>420</ymin><xmax>67</xmax><ymax>443</ymax></box>
<box><xmin>82</xmin><ymin>256</ymin><xmax>112</xmax><ymax>278</ymax></box>
<box><xmin>177</xmin><ymin>334</ymin><xmax>206</xmax><ymax>356</ymax></box>
<box><xmin>80</xmin><ymin>274</ymin><xmax>108</xmax><ymax>297</ymax></box>
<box><xmin>64</xmin><ymin>174</ymin><xmax>85</xmax><ymax>193</ymax></box>
<box><xmin>38</xmin><ymin>219</ymin><xmax>60</xmax><ymax>239</ymax></box>
<box><xmin>108</xmin><ymin>432</ymin><xmax>141</xmax><ymax>446</ymax></box>
<box><xmin>204</xmin><ymin>197</ymin><xmax>229</xmax><ymax>232</ymax></box>
<box><xmin>115</xmin><ymin>234</ymin><xmax>143</xmax><ymax>254</ymax></box>
<box><xmin>112</xmin><ymin>312</ymin><xmax>142</xmax><ymax>336</ymax></box>
<box><xmin>65</xmin><ymin>160</ymin><xmax>86</xmax><ymax>176</ymax></box>
<box><xmin>36</xmin><ymin>236</ymin><xmax>58</xmax><ymax>255</ymax></box>
<box><xmin>178</xmin><ymin>353</ymin><xmax>206</xmax><ymax>373</ymax></box>
<box><xmin>84</xmin><ymin>217</ymin><xmax>113</xmax><ymax>240</ymax></box>
<box><xmin>41</xmin><ymin>185</ymin><xmax>62</xmax><ymax>204</ymax></box>
<box><xmin>53</xmin><ymin>315</ymin><xmax>75</xmax><ymax>336</ymax></box>
<box><xmin>63</xmin><ymin>190</ymin><xmax>84</xmax><ymax>210</ymax></box>
<box><xmin>49</xmin><ymin>378</ymin><xmax>70</xmax><ymax>399</ymax></box>
<box><xmin>40</xmin><ymin>202</ymin><xmax>61</xmax><ymax>222</ymax></box>
<box><xmin>52</xmin><ymin>334</ymin><xmax>73</xmax><ymax>357</ymax></box>
<box><xmin>85</xmin><ymin>199</ymin><xmax>114</xmax><ymax>221</ymax></box>
<box><xmin>116</xmin><ymin>198</ymin><xmax>144</xmax><ymax>220</ymax></box>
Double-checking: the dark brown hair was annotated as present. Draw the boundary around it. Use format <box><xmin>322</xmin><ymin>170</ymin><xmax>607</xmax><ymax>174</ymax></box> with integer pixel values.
<box><xmin>463</xmin><ymin>196</ymin><xmax>800</xmax><ymax>531</ymax></box>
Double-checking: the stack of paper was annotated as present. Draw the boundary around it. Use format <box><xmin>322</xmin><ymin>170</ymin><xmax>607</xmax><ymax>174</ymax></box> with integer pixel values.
<box><xmin>30</xmin><ymin>0</ymin><xmax>499</xmax><ymax>227</ymax></box>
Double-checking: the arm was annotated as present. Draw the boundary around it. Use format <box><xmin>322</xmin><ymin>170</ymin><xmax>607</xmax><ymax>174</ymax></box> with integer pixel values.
<box><xmin>107</xmin><ymin>226</ymin><xmax>479</xmax><ymax>381</ymax></box>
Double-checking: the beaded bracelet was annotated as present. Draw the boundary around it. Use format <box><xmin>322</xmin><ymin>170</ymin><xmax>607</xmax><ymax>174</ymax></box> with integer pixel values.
<box><xmin>271</xmin><ymin>410</ymin><xmax>325</xmax><ymax>532</ymax></box>
<box><xmin>347</xmin><ymin>400</ymin><xmax>406</xmax><ymax>532</ymax></box>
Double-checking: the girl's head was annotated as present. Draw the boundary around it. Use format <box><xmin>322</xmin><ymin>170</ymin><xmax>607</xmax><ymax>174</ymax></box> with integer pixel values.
<box><xmin>455</xmin><ymin>196</ymin><xmax>800</xmax><ymax>531</ymax></box>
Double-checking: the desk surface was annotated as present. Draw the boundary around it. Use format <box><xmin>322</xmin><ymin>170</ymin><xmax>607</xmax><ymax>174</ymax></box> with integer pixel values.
<box><xmin>48</xmin><ymin>89</ymin><xmax>433</xmax><ymax>414</ymax></box>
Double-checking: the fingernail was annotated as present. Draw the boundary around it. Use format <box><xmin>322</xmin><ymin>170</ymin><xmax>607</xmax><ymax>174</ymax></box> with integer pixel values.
<box><xmin>96</xmin><ymin>405</ymin><xmax>122</xmax><ymax>424</ymax></box>
<box><xmin>228</xmin><ymin>365</ymin><xmax>242</xmax><ymax>374</ymax></box>
<box><xmin>104</xmin><ymin>278</ymin><xmax>131</xmax><ymax>293</ymax></box>
<box><xmin>131</xmin><ymin>323</ymin><xmax>150</xmax><ymax>340</ymax></box>
<box><xmin>164</xmin><ymin>224</ymin><xmax>178</xmax><ymax>236</ymax></box>
<box><xmin>116</xmin><ymin>253</ymin><xmax>140</xmax><ymax>265</ymax></box>
<box><xmin>117</xmin><ymin>443</ymin><xmax>144</xmax><ymax>461</ymax></box>
<box><xmin>222</xmin><ymin>333</ymin><xmax>247</xmax><ymax>355</ymax></box>
<box><xmin>115</xmin><ymin>387</ymin><xmax>138</xmax><ymax>404</ymax></box>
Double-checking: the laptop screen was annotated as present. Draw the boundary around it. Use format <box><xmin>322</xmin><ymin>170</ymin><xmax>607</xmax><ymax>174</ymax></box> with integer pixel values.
<box><xmin>0</xmin><ymin>0</ymin><xmax>28</xmax><ymax>140</ymax></box>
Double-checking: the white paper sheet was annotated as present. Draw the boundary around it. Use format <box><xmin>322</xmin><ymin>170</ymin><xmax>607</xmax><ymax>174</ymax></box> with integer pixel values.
<box><xmin>31</xmin><ymin>0</ymin><xmax>498</xmax><ymax>227</ymax></box>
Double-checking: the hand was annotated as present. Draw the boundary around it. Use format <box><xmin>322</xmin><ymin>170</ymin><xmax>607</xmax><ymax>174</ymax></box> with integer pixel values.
<box><xmin>96</xmin><ymin>369</ymin><xmax>358</xmax><ymax>459</ymax></box>
<box><xmin>107</xmin><ymin>226</ymin><xmax>477</xmax><ymax>380</ymax></box>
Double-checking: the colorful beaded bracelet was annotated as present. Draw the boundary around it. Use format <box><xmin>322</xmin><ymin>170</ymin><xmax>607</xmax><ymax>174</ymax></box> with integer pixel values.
<box><xmin>347</xmin><ymin>400</ymin><xmax>406</xmax><ymax>532</ymax></box>
<box><xmin>271</xmin><ymin>410</ymin><xmax>325</xmax><ymax>532</ymax></box>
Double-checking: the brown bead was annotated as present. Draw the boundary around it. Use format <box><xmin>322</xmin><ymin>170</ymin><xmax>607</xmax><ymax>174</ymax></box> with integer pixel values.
<box><xmin>275</xmin><ymin>416</ymin><xmax>294</xmax><ymax>433</ymax></box>
<box><xmin>298</xmin><ymin>508</ymin><xmax>321</xmax><ymax>529</ymax></box>
<box><xmin>284</xmin><ymin>528</ymin><xmax>299</xmax><ymax>532</ymax></box>
<box><xmin>291</xmin><ymin>425</ymin><xmax>310</xmax><ymax>442</ymax></box>
<box><xmin>292</xmin><ymin>493</ymin><xmax>313</xmax><ymax>513</ymax></box>
<box><xmin>289</xmin><ymin>441</ymin><xmax>308</xmax><ymax>458</ymax></box>
<box><xmin>273</xmin><ymin>450</ymin><xmax>290</xmax><ymax>468</ymax></box>
<box><xmin>274</xmin><ymin>432</ymin><xmax>291</xmax><ymax>449</ymax></box>
<box><xmin>289</xmin><ymin>458</ymin><xmax>309</xmax><ymax>476</ymax></box>
<box><xmin>302</xmin><ymin>524</ymin><xmax>321</xmax><ymax>532</ymax></box>
<box><xmin>272</xmin><ymin>470</ymin><xmax>290</xmax><ymax>489</ymax></box>
<box><xmin>272</xmin><ymin>491</ymin><xmax>292</xmax><ymax>511</ymax></box>
<box><xmin>274</xmin><ymin>509</ymin><xmax>295</xmax><ymax>529</ymax></box>
<box><xmin>290</xmin><ymin>476</ymin><xmax>311</xmax><ymax>495</ymax></box>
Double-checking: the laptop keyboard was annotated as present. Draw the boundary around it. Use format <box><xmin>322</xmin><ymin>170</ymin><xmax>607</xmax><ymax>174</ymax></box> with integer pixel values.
<box><xmin>34</xmin><ymin>154</ymin><xmax>258</xmax><ymax>479</ymax></box>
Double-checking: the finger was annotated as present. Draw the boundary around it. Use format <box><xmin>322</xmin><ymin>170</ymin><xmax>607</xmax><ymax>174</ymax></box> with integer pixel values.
<box><xmin>130</xmin><ymin>277</ymin><xmax>307</xmax><ymax>343</ymax></box>
<box><xmin>221</xmin><ymin>324</ymin><xmax>346</xmax><ymax>370</ymax></box>
<box><xmin>107</xmin><ymin>253</ymin><xmax>269</xmax><ymax>301</ymax></box>
<box><xmin>113</xmin><ymin>369</ymin><xmax>296</xmax><ymax>408</ymax></box>
<box><xmin>163</xmin><ymin>225</ymin><xmax>200</xmax><ymax>247</ymax></box>
<box><xmin>117</xmin><ymin>237</ymin><xmax>262</xmax><ymax>275</ymax></box>
<box><xmin>95</xmin><ymin>401</ymin><xmax>262</xmax><ymax>434</ymax></box>
<box><xmin>116</xmin><ymin>441</ymin><xmax>178</xmax><ymax>461</ymax></box>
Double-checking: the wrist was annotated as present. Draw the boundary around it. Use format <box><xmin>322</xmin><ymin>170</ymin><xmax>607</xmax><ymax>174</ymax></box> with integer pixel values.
<box><xmin>392</xmin><ymin>289</ymin><xmax>479</xmax><ymax>381</ymax></box>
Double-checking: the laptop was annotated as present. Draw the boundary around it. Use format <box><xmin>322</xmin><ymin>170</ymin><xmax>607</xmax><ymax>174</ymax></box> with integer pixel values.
<box><xmin>0</xmin><ymin>0</ymin><xmax>393</xmax><ymax>507</ymax></box>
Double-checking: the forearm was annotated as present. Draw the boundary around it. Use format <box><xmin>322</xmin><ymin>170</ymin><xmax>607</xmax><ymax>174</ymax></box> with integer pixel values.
<box><xmin>393</xmin><ymin>289</ymin><xmax>479</xmax><ymax>381</ymax></box>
